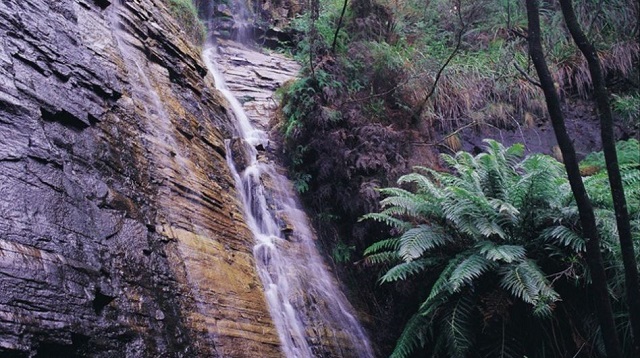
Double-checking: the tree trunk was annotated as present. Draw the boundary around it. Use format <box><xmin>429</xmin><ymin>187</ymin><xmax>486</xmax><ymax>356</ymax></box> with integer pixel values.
<box><xmin>558</xmin><ymin>1</ymin><xmax>640</xmax><ymax>354</ymax></box>
<box><xmin>331</xmin><ymin>0</ymin><xmax>349</xmax><ymax>53</ymax></box>
<box><xmin>524</xmin><ymin>1</ymin><xmax>622</xmax><ymax>357</ymax></box>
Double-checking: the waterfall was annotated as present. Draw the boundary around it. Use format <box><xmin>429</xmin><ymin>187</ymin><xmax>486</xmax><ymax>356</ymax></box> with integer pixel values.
<box><xmin>202</xmin><ymin>42</ymin><xmax>374</xmax><ymax>358</ymax></box>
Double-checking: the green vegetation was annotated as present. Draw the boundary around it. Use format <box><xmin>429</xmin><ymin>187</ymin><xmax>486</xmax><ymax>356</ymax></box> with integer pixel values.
<box><xmin>164</xmin><ymin>0</ymin><xmax>206</xmax><ymax>45</ymax></box>
<box><xmin>363</xmin><ymin>139</ymin><xmax>639</xmax><ymax>357</ymax></box>
<box><xmin>275</xmin><ymin>0</ymin><xmax>639</xmax><ymax>355</ymax></box>
<box><xmin>580</xmin><ymin>139</ymin><xmax>640</xmax><ymax>214</ymax></box>
<box><xmin>581</xmin><ymin>138</ymin><xmax>640</xmax><ymax>173</ymax></box>
<box><xmin>612</xmin><ymin>93</ymin><xmax>640</xmax><ymax>129</ymax></box>
<box><xmin>277</xmin><ymin>0</ymin><xmax>639</xmax><ymax>234</ymax></box>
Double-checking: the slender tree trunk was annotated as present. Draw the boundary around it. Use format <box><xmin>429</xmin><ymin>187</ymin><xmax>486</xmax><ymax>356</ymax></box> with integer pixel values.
<box><xmin>331</xmin><ymin>0</ymin><xmax>349</xmax><ymax>53</ymax></box>
<box><xmin>524</xmin><ymin>1</ymin><xmax>622</xmax><ymax>357</ymax></box>
<box><xmin>558</xmin><ymin>1</ymin><xmax>640</xmax><ymax>355</ymax></box>
<box><xmin>308</xmin><ymin>0</ymin><xmax>319</xmax><ymax>78</ymax></box>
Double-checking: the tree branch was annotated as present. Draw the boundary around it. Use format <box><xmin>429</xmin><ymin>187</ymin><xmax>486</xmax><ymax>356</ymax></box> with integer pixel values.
<box><xmin>514</xmin><ymin>61</ymin><xmax>541</xmax><ymax>87</ymax></box>
<box><xmin>412</xmin><ymin>0</ymin><xmax>467</xmax><ymax>121</ymax></box>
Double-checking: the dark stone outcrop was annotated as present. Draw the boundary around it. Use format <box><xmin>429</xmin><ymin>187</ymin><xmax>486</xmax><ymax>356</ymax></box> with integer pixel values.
<box><xmin>0</xmin><ymin>0</ymin><xmax>281</xmax><ymax>356</ymax></box>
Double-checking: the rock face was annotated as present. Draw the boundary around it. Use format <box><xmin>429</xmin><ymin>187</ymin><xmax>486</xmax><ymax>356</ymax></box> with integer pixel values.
<box><xmin>0</xmin><ymin>0</ymin><xmax>281</xmax><ymax>356</ymax></box>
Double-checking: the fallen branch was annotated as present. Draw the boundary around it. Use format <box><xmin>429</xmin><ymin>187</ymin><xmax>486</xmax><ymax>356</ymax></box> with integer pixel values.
<box><xmin>514</xmin><ymin>61</ymin><xmax>541</xmax><ymax>87</ymax></box>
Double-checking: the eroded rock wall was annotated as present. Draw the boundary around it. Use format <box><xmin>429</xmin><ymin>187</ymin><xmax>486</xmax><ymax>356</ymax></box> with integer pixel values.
<box><xmin>0</xmin><ymin>0</ymin><xmax>280</xmax><ymax>356</ymax></box>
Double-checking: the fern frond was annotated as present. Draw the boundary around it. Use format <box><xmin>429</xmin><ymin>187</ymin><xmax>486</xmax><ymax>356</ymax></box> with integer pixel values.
<box><xmin>478</xmin><ymin>241</ymin><xmax>527</xmax><ymax>263</ymax></box>
<box><xmin>443</xmin><ymin>186</ymin><xmax>503</xmax><ymax>239</ymax></box>
<box><xmin>499</xmin><ymin>260</ymin><xmax>560</xmax><ymax>317</ymax></box>
<box><xmin>442</xmin><ymin>295</ymin><xmax>477</xmax><ymax>357</ymax></box>
<box><xmin>398</xmin><ymin>225</ymin><xmax>451</xmax><ymax>261</ymax></box>
<box><xmin>363</xmin><ymin>251</ymin><xmax>399</xmax><ymax>265</ymax></box>
<box><xmin>359</xmin><ymin>212</ymin><xmax>411</xmax><ymax>230</ymax></box>
<box><xmin>540</xmin><ymin>225</ymin><xmax>586</xmax><ymax>252</ymax></box>
<box><xmin>449</xmin><ymin>254</ymin><xmax>497</xmax><ymax>292</ymax></box>
<box><xmin>423</xmin><ymin>255</ymin><xmax>466</xmax><ymax>307</ymax></box>
<box><xmin>363</xmin><ymin>237</ymin><xmax>400</xmax><ymax>255</ymax></box>
<box><xmin>594</xmin><ymin>208</ymin><xmax>618</xmax><ymax>250</ymax></box>
<box><xmin>389</xmin><ymin>313</ymin><xmax>431</xmax><ymax>358</ymax></box>
<box><xmin>398</xmin><ymin>171</ymin><xmax>443</xmax><ymax>198</ymax></box>
<box><xmin>380</xmin><ymin>258</ymin><xmax>434</xmax><ymax>283</ymax></box>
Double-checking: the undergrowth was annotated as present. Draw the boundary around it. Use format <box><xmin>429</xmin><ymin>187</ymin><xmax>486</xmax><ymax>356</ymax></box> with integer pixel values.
<box><xmin>164</xmin><ymin>0</ymin><xmax>206</xmax><ymax>45</ymax></box>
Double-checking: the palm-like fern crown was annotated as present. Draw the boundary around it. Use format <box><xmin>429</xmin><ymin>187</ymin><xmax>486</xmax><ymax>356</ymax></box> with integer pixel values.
<box><xmin>363</xmin><ymin>139</ymin><xmax>637</xmax><ymax>358</ymax></box>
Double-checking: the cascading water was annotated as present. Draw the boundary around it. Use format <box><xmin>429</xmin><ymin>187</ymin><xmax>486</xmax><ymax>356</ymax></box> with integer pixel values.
<box><xmin>202</xmin><ymin>41</ymin><xmax>375</xmax><ymax>358</ymax></box>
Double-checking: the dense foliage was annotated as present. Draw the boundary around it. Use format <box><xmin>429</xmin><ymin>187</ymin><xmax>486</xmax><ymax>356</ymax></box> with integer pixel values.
<box><xmin>363</xmin><ymin>139</ymin><xmax>640</xmax><ymax>357</ymax></box>
<box><xmin>273</xmin><ymin>0</ymin><xmax>638</xmax><ymax>354</ymax></box>
<box><xmin>277</xmin><ymin>0</ymin><xmax>638</xmax><ymax>256</ymax></box>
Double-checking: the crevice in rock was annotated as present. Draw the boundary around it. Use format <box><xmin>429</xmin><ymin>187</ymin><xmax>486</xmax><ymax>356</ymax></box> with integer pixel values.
<box><xmin>93</xmin><ymin>0</ymin><xmax>112</xmax><ymax>10</ymax></box>
<box><xmin>200</xmin><ymin>136</ymin><xmax>227</xmax><ymax>158</ymax></box>
<box><xmin>34</xmin><ymin>341</ymin><xmax>81</xmax><ymax>358</ymax></box>
<box><xmin>41</xmin><ymin>108</ymin><xmax>89</xmax><ymax>130</ymax></box>
<box><xmin>0</xmin><ymin>348</ymin><xmax>28</xmax><ymax>358</ymax></box>
<box><xmin>92</xmin><ymin>289</ymin><xmax>115</xmax><ymax>315</ymax></box>
<box><xmin>176</xmin><ymin>126</ymin><xmax>194</xmax><ymax>140</ymax></box>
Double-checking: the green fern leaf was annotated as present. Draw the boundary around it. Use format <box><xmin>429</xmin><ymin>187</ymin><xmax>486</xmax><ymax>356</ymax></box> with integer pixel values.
<box><xmin>364</xmin><ymin>251</ymin><xmax>399</xmax><ymax>265</ymax></box>
<box><xmin>398</xmin><ymin>225</ymin><xmax>451</xmax><ymax>261</ymax></box>
<box><xmin>499</xmin><ymin>260</ymin><xmax>559</xmax><ymax>317</ymax></box>
<box><xmin>380</xmin><ymin>258</ymin><xmax>434</xmax><ymax>283</ymax></box>
<box><xmin>478</xmin><ymin>241</ymin><xmax>527</xmax><ymax>263</ymax></box>
<box><xmin>359</xmin><ymin>212</ymin><xmax>411</xmax><ymax>230</ymax></box>
<box><xmin>449</xmin><ymin>254</ymin><xmax>497</xmax><ymax>292</ymax></box>
<box><xmin>363</xmin><ymin>237</ymin><xmax>400</xmax><ymax>255</ymax></box>
<box><xmin>540</xmin><ymin>225</ymin><xmax>586</xmax><ymax>252</ymax></box>
<box><xmin>389</xmin><ymin>313</ymin><xmax>431</xmax><ymax>358</ymax></box>
<box><xmin>422</xmin><ymin>255</ymin><xmax>467</xmax><ymax>309</ymax></box>
<box><xmin>442</xmin><ymin>295</ymin><xmax>477</xmax><ymax>357</ymax></box>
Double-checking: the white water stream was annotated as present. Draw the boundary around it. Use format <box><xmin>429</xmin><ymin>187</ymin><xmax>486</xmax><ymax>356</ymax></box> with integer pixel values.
<box><xmin>202</xmin><ymin>45</ymin><xmax>374</xmax><ymax>358</ymax></box>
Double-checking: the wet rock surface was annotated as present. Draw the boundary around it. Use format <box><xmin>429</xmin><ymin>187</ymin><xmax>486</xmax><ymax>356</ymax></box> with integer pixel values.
<box><xmin>211</xmin><ymin>40</ymin><xmax>300</xmax><ymax>135</ymax></box>
<box><xmin>0</xmin><ymin>0</ymin><xmax>280</xmax><ymax>357</ymax></box>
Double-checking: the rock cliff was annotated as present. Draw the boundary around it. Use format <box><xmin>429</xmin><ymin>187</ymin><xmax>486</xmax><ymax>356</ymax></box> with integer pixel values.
<box><xmin>0</xmin><ymin>0</ymin><xmax>282</xmax><ymax>356</ymax></box>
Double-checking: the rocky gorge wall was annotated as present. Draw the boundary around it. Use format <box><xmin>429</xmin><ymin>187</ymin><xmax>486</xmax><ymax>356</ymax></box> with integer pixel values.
<box><xmin>0</xmin><ymin>0</ymin><xmax>282</xmax><ymax>356</ymax></box>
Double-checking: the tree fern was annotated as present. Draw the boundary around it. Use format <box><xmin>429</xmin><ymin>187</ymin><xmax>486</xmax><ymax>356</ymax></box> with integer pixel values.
<box><xmin>361</xmin><ymin>139</ymin><xmax>636</xmax><ymax>357</ymax></box>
